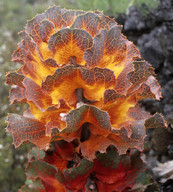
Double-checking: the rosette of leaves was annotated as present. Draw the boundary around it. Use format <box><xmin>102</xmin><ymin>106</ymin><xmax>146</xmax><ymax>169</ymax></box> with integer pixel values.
<box><xmin>19</xmin><ymin>143</ymin><xmax>145</xmax><ymax>192</ymax></box>
<box><xmin>6</xmin><ymin>6</ymin><xmax>165</xmax><ymax>191</ymax></box>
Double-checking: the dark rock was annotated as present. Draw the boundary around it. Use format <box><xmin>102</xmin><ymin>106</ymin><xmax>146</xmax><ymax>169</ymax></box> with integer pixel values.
<box><xmin>137</xmin><ymin>26</ymin><xmax>165</xmax><ymax>69</ymax></box>
<box><xmin>124</xmin><ymin>6</ymin><xmax>146</xmax><ymax>31</ymax></box>
<box><xmin>116</xmin><ymin>0</ymin><xmax>173</xmax><ymax>119</ymax></box>
<box><xmin>162</xmin><ymin>80</ymin><xmax>173</xmax><ymax>104</ymax></box>
<box><xmin>115</xmin><ymin>1</ymin><xmax>173</xmax><ymax>190</ymax></box>
<box><xmin>160</xmin><ymin>179</ymin><xmax>173</xmax><ymax>192</ymax></box>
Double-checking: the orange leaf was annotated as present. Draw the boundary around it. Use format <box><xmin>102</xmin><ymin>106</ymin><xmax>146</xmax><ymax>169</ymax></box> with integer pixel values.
<box><xmin>42</xmin><ymin>65</ymin><xmax>115</xmax><ymax>106</ymax></box>
<box><xmin>12</xmin><ymin>32</ymin><xmax>55</xmax><ymax>85</ymax></box>
<box><xmin>58</xmin><ymin>105</ymin><xmax>149</xmax><ymax>159</ymax></box>
<box><xmin>23</xmin><ymin>78</ymin><xmax>52</xmax><ymax>110</ymax></box>
<box><xmin>8</xmin><ymin>6</ymin><xmax>163</xmax><ymax>161</ymax></box>
<box><xmin>48</xmin><ymin>28</ymin><xmax>93</xmax><ymax>65</ymax></box>
<box><xmin>28</xmin><ymin>99</ymin><xmax>71</xmax><ymax>135</ymax></box>
<box><xmin>84</xmin><ymin>28</ymin><xmax>140</xmax><ymax>77</ymax></box>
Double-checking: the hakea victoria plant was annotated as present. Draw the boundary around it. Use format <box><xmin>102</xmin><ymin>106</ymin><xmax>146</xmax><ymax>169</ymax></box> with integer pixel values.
<box><xmin>6</xmin><ymin>6</ymin><xmax>166</xmax><ymax>192</ymax></box>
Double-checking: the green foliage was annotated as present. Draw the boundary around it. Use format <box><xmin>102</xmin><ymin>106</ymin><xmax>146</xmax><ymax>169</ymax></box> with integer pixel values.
<box><xmin>52</xmin><ymin>0</ymin><xmax>158</xmax><ymax>16</ymax></box>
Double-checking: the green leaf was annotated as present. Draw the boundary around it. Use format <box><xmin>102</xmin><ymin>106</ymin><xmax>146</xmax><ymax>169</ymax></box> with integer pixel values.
<box><xmin>57</xmin><ymin>158</ymin><xmax>93</xmax><ymax>191</ymax></box>
<box><xmin>95</xmin><ymin>146</ymin><xmax>130</xmax><ymax>169</ymax></box>
<box><xmin>26</xmin><ymin>160</ymin><xmax>65</xmax><ymax>191</ymax></box>
<box><xmin>26</xmin><ymin>161</ymin><xmax>57</xmax><ymax>180</ymax></box>
<box><xmin>20</xmin><ymin>178</ymin><xmax>45</xmax><ymax>192</ymax></box>
<box><xmin>63</xmin><ymin>104</ymin><xmax>111</xmax><ymax>133</ymax></box>
<box><xmin>145</xmin><ymin>113</ymin><xmax>167</xmax><ymax>129</ymax></box>
<box><xmin>28</xmin><ymin>147</ymin><xmax>45</xmax><ymax>162</ymax></box>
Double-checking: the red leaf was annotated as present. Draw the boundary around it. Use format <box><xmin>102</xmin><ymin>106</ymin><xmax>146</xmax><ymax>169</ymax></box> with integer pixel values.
<box><xmin>44</xmin><ymin>140</ymin><xmax>75</xmax><ymax>172</ymax></box>
<box><xmin>94</xmin><ymin>147</ymin><xmax>145</xmax><ymax>192</ymax></box>
<box><xmin>57</xmin><ymin>159</ymin><xmax>93</xmax><ymax>192</ymax></box>
<box><xmin>26</xmin><ymin>161</ymin><xmax>65</xmax><ymax>192</ymax></box>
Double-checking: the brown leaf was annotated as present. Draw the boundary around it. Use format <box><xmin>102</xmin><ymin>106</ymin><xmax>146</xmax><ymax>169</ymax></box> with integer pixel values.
<box><xmin>9</xmin><ymin>86</ymin><xmax>26</xmax><ymax>104</ymax></box>
<box><xmin>23</xmin><ymin>78</ymin><xmax>52</xmax><ymax>110</ymax></box>
<box><xmin>6</xmin><ymin>114</ymin><xmax>50</xmax><ymax>148</ymax></box>
<box><xmin>48</xmin><ymin>28</ymin><xmax>93</xmax><ymax>65</ymax></box>
<box><xmin>39</xmin><ymin>20</ymin><xmax>55</xmax><ymax>42</ymax></box>
<box><xmin>145</xmin><ymin>113</ymin><xmax>167</xmax><ymax>129</ymax></box>
<box><xmin>6</xmin><ymin>72</ymin><xmax>25</xmax><ymax>87</ymax></box>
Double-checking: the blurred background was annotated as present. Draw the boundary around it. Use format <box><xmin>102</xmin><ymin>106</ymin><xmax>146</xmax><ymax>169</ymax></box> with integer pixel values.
<box><xmin>0</xmin><ymin>0</ymin><xmax>173</xmax><ymax>191</ymax></box>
